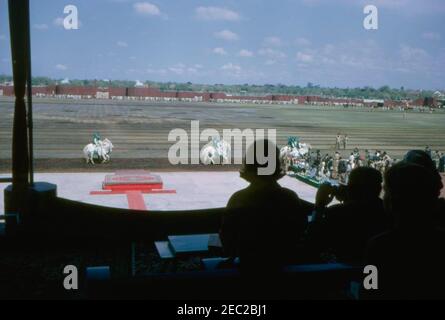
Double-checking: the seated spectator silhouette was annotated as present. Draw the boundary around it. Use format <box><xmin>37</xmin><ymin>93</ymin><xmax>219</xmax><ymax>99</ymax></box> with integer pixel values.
<box><xmin>403</xmin><ymin>150</ymin><xmax>445</xmax><ymax>228</ymax></box>
<box><xmin>364</xmin><ymin>162</ymin><xmax>445</xmax><ymax>299</ymax></box>
<box><xmin>306</xmin><ymin>167</ymin><xmax>389</xmax><ymax>264</ymax></box>
<box><xmin>220</xmin><ymin>139</ymin><xmax>307</xmax><ymax>273</ymax></box>
<box><xmin>439</xmin><ymin>152</ymin><xmax>445</xmax><ymax>173</ymax></box>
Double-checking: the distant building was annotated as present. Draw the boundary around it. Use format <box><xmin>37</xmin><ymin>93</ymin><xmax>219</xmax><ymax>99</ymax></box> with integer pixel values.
<box><xmin>433</xmin><ymin>91</ymin><xmax>443</xmax><ymax>98</ymax></box>
<box><xmin>1</xmin><ymin>84</ymin><xmax>442</xmax><ymax>108</ymax></box>
<box><xmin>364</xmin><ymin>99</ymin><xmax>384</xmax><ymax>107</ymax></box>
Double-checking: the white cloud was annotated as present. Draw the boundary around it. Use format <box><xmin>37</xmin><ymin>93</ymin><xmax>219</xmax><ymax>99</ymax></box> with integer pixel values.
<box><xmin>146</xmin><ymin>68</ymin><xmax>167</xmax><ymax>75</ymax></box>
<box><xmin>422</xmin><ymin>32</ymin><xmax>441</xmax><ymax>40</ymax></box>
<box><xmin>263</xmin><ymin>36</ymin><xmax>282</xmax><ymax>47</ymax></box>
<box><xmin>213</xmin><ymin>47</ymin><xmax>228</xmax><ymax>55</ymax></box>
<box><xmin>296</xmin><ymin>51</ymin><xmax>314</xmax><ymax>63</ymax></box>
<box><xmin>221</xmin><ymin>63</ymin><xmax>242</xmax><ymax>73</ymax></box>
<box><xmin>53</xmin><ymin>17</ymin><xmax>64</xmax><ymax>27</ymax></box>
<box><xmin>33</xmin><ymin>24</ymin><xmax>49</xmax><ymax>30</ymax></box>
<box><xmin>258</xmin><ymin>48</ymin><xmax>287</xmax><ymax>59</ymax></box>
<box><xmin>169</xmin><ymin>67</ymin><xmax>183</xmax><ymax>75</ymax></box>
<box><xmin>220</xmin><ymin>63</ymin><xmax>264</xmax><ymax>80</ymax></box>
<box><xmin>167</xmin><ymin>63</ymin><xmax>200</xmax><ymax>76</ymax></box>
<box><xmin>133</xmin><ymin>2</ymin><xmax>161</xmax><ymax>16</ymax></box>
<box><xmin>299</xmin><ymin>40</ymin><xmax>387</xmax><ymax>70</ymax></box>
<box><xmin>53</xmin><ymin>17</ymin><xmax>83</xmax><ymax>28</ymax></box>
<box><xmin>239</xmin><ymin>49</ymin><xmax>254</xmax><ymax>57</ymax></box>
<box><xmin>295</xmin><ymin>37</ymin><xmax>311</xmax><ymax>46</ymax></box>
<box><xmin>400</xmin><ymin>44</ymin><xmax>429</xmax><ymax>61</ymax></box>
<box><xmin>322</xmin><ymin>44</ymin><xmax>335</xmax><ymax>55</ymax></box>
<box><xmin>303</xmin><ymin>0</ymin><xmax>445</xmax><ymax>15</ymax></box>
<box><xmin>55</xmin><ymin>64</ymin><xmax>68</xmax><ymax>71</ymax></box>
<box><xmin>321</xmin><ymin>56</ymin><xmax>335</xmax><ymax>65</ymax></box>
<box><xmin>290</xmin><ymin>40</ymin><xmax>434</xmax><ymax>81</ymax></box>
<box><xmin>214</xmin><ymin>29</ymin><xmax>239</xmax><ymax>41</ymax></box>
<box><xmin>195</xmin><ymin>7</ymin><xmax>240</xmax><ymax>21</ymax></box>
<box><xmin>187</xmin><ymin>67</ymin><xmax>198</xmax><ymax>74</ymax></box>
<box><xmin>117</xmin><ymin>41</ymin><xmax>128</xmax><ymax>47</ymax></box>
<box><xmin>265</xmin><ymin>59</ymin><xmax>277</xmax><ymax>65</ymax></box>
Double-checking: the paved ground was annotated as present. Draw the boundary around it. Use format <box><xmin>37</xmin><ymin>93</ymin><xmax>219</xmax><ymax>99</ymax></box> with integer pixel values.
<box><xmin>0</xmin><ymin>171</ymin><xmax>318</xmax><ymax>214</ymax></box>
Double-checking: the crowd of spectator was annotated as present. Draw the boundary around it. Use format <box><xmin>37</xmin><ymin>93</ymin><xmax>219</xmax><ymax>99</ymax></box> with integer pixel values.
<box><xmin>219</xmin><ymin>139</ymin><xmax>445</xmax><ymax>299</ymax></box>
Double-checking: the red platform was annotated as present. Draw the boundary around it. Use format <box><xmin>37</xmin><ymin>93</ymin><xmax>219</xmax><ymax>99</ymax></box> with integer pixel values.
<box><xmin>90</xmin><ymin>170</ymin><xmax>176</xmax><ymax>210</ymax></box>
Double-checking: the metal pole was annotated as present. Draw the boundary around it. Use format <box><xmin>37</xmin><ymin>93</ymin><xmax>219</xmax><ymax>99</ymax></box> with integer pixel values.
<box><xmin>6</xmin><ymin>0</ymin><xmax>31</xmax><ymax>234</ymax></box>
<box><xmin>25</xmin><ymin>0</ymin><xmax>33</xmax><ymax>185</ymax></box>
<box><xmin>8</xmin><ymin>0</ymin><xmax>30</xmax><ymax>190</ymax></box>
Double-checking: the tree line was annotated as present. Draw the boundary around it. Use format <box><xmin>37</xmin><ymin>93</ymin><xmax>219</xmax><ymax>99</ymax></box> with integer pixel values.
<box><xmin>0</xmin><ymin>74</ymin><xmax>439</xmax><ymax>100</ymax></box>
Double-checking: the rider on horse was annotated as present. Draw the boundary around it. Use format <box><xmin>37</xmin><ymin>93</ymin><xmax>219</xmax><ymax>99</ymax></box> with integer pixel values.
<box><xmin>288</xmin><ymin>136</ymin><xmax>299</xmax><ymax>149</ymax></box>
<box><xmin>92</xmin><ymin>132</ymin><xmax>103</xmax><ymax>159</ymax></box>
<box><xmin>93</xmin><ymin>132</ymin><xmax>102</xmax><ymax>146</ymax></box>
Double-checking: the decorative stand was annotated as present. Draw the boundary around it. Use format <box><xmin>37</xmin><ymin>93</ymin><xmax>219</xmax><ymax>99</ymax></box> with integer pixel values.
<box><xmin>90</xmin><ymin>170</ymin><xmax>176</xmax><ymax>210</ymax></box>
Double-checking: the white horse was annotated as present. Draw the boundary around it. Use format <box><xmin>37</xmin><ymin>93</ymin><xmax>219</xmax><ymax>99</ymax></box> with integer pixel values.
<box><xmin>100</xmin><ymin>138</ymin><xmax>114</xmax><ymax>162</ymax></box>
<box><xmin>297</xmin><ymin>143</ymin><xmax>311</xmax><ymax>157</ymax></box>
<box><xmin>279</xmin><ymin>142</ymin><xmax>311</xmax><ymax>171</ymax></box>
<box><xmin>200</xmin><ymin>138</ymin><xmax>231</xmax><ymax>165</ymax></box>
<box><xmin>279</xmin><ymin>145</ymin><xmax>294</xmax><ymax>172</ymax></box>
<box><xmin>83</xmin><ymin>138</ymin><xmax>114</xmax><ymax>164</ymax></box>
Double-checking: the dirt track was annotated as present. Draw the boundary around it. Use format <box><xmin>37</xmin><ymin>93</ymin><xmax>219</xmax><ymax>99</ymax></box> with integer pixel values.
<box><xmin>1</xmin><ymin>97</ymin><xmax>445</xmax><ymax>173</ymax></box>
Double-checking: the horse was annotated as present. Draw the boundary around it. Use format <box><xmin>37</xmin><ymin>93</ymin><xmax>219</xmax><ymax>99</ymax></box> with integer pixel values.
<box><xmin>214</xmin><ymin>138</ymin><xmax>231</xmax><ymax>164</ymax></box>
<box><xmin>100</xmin><ymin>138</ymin><xmax>114</xmax><ymax>162</ymax></box>
<box><xmin>83</xmin><ymin>138</ymin><xmax>114</xmax><ymax>164</ymax></box>
<box><xmin>279</xmin><ymin>145</ymin><xmax>294</xmax><ymax>172</ymax></box>
<box><xmin>279</xmin><ymin>142</ymin><xmax>311</xmax><ymax>171</ymax></box>
<box><xmin>200</xmin><ymin>138</ymin><xmax>231</xmax><ymax>165</ymax></box>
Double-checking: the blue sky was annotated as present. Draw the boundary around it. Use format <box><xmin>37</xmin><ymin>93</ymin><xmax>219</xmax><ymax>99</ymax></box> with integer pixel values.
<box><xmin>0</xmin><ymin>0</ymin><xmax>444</xmax><ymax>89</ymax></box>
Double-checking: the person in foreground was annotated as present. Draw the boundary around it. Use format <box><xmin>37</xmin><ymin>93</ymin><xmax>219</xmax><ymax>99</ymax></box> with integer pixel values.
<box><xmin>363</xmin><ymin>162</ymin><xmax>445</xmax><ymax>299</ymax></box>
<box><xmin>306</xmin><ymin>167</ymin><xmax>389</xmax><ymax>264</ymax></box>
<box><xmin>403</xmin><ymin>149</ymin><xmax>445</xmax><ymax>228</ymax></box>
<box><xmin>219</xmin><ymin>139</ymin><xmax>307</xmax><ymax>273</ymax></box>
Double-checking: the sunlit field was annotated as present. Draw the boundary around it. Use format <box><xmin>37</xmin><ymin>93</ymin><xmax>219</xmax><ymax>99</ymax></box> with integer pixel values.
<box><xmin>1</xmin><ymin>96</ymin><xmax>444</xmax><ymax>172</ymax></box>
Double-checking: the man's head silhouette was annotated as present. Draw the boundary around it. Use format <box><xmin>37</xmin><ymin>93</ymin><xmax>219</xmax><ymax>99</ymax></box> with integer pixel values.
<box><xmin>348</xmin><ymin>167</ymin><xmax>382</xmax><ymax>201</ymax></box>
<box><xmin>384</xmin><ymin>162</ymin><xmax>437</xmax><ymax>229</ymax></box>
<box><xmin>240</xmin><ymin>139</ymin><xmax>283</xmax><ymax>183</ymax></box>
<box><xmin>403</xmin><ymin>149</ymin><xmax>443</xmax><ymax>197</ymax></box>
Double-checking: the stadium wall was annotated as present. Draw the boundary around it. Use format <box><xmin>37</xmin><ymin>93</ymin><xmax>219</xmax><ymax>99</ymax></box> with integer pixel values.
<box><xmin>0</xmin><ymin>85</ymin><xmax>440</xmax><ymax>108</ymax></box>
